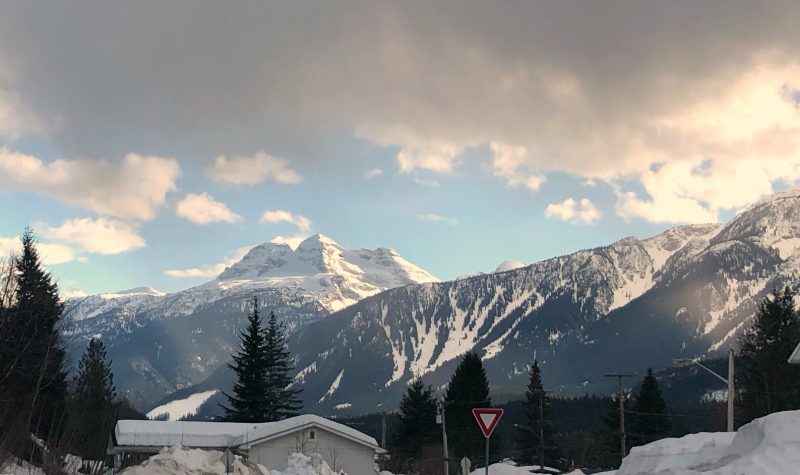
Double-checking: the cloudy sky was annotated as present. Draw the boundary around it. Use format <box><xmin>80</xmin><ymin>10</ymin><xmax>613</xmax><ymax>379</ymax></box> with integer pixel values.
<box><xmin>1</xmin><ymin>1</ymin><xmax>799</xmax><ymax>295</ymax></box>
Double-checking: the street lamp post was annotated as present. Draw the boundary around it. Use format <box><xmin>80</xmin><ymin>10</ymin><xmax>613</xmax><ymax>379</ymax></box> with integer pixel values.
<box><xmin>673</xmin><ymin>348</ymin><xmax>735</xmax><ymax>431</ymax></box>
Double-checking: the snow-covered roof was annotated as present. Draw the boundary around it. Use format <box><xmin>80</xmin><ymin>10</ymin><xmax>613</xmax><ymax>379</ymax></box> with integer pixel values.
<box><xmin>235</xmin><ymin>414</ymin><xmax>379</xmax><ymax>450</ymax></box>
<box><xmin>115</xmin><ymin>420</ymin><xmax>248</xmax><ymax>448</ymax></box>
<box><xmin>114</xmin><ymin>414</ymin><xmax>380</xmax><ymax>452</ymax></box>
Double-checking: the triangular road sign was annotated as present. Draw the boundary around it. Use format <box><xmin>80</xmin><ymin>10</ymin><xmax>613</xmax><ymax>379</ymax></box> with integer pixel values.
<box><xmin>472</xmin><ymin>408</ymin><xmax>503</xmax><ymax>437</ymax></box>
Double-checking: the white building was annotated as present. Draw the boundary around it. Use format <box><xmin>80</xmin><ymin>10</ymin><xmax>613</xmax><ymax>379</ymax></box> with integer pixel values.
<box><xmin>111</xmin><ymin>414</ymin><xmax>384</xmax><ymax>474</ymax></box>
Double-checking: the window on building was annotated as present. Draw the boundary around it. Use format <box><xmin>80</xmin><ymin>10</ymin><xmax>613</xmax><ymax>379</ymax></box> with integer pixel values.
<box><xmin>309</xmin><ymin>430</ymin><xmax>316</xmax><ymax>440</ymax></box>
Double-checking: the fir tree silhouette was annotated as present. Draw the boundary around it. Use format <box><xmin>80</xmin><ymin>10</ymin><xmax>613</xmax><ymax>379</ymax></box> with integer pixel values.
<box><xmin>221</xmin><ymin>296</ymin><xmax>270</xmax><ymax>422</ymax></box>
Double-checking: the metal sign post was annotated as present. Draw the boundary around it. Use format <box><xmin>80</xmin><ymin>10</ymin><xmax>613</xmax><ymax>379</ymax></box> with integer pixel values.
<box><xmin>223</xmin><ymin>448</ymin><xmax>234</xmax><ymax>474</ymax></box>
<box><xmin>472</xmin><ymin>408</ymin><xmax>503</xmax><ymax>475</ymax></box>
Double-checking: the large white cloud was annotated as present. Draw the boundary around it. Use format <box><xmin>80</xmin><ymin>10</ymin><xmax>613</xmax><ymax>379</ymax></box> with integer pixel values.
<box><xmin>259</xmin><ymin>210</ymin><xmax>312</xmax><ymax>233</ymax></box>
<box><xmin>0</xmin><ymin>235</ymin><xmax>78</xmax><ymax>265</ymax></box>
<box><xmin>41</xmin><ymin>218</ymin><xmax>146</xmax><ymax>255</ymax></box>
<box><xmin>490</xmin><ymin>142</ymin><xmax>546</xmax><ymax>191</ymax></box>
<box><xmin>175</xmin><ymin>192</ymin><xmax>242</xmax><ymax>224</ymax></box>
<box><xmin>207</xmin><ymin>153</ymin><xmax>302</xmax><ymax>185</ymax></box>
<box><xmin>545</xmin><ymin>198</ymin><xmax>601</xmax><ymax>224</ymax></box>
<box><xmin>0</xmin><ymin>149</ymin><xmax>180</xmax><ymax>221</ymax></box>
<box><xmin>260</xmin><ymin>210</ymin><xmax>312</xmax><ymax>249</ymax></box>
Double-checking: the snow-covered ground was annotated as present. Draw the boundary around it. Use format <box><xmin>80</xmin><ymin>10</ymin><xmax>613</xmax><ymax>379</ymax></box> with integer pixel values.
<box><xmin>612</xmin><ymin>409</ymin><xmax>800</xmax><ymax>474</ymax></box>
<box><xmin>120</xmin><ymin>447</ymin><xmax>342</xmax><ymax>475</ymax></box>
<box><xmin>467</xmin><ymin>461</ymin><xmax>562</xmax><ymax>474</ymax></box>
<box><xmin>0</xmin><ymin>459</ymin><xmax>45</xmax><ymax>475</ymax></box>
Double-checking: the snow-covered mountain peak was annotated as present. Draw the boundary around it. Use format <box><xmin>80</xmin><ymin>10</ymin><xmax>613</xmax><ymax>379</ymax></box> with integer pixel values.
<box><xmin>115</xmin><ymin>286</ymin><xmax>165</xmax><ymax>297</ymax></box>
<box><xmin>197</xmin><ymin>234</ymin><xmax>440</xmax><ymax>312</ymax></box>
<box><xmin>643</xmin><ymin>224</ymin><xmax>722</xmax><ymax>271</ymax></box>
<box><xmin>297</xmin><ymin>233</ymin><xmax>341</xmax><ymax>250</ymax></box>
<box><xmin>65</xmin><ymin>234</ymin><xmax>440</xmax><ymax>327</ymax></box>
<box><xmin>746</xmin><ymin>185</ymin><xmax>800</xmax><ymax>209</ymax></box>
<box><xmin>713</xmin><ymin>189</ymin><xmax>800</xmax><ymax>260</ymax></box>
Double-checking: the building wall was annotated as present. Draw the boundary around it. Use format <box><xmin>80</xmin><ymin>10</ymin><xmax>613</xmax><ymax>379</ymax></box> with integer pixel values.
<box><xmin>247</xmin><ymin>426</ymin><xmax>376</xmax><ymax>475</ymax></box>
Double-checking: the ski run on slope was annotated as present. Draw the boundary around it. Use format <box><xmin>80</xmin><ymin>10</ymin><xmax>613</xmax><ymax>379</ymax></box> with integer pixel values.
<box><xmin>146</xmin><ymin>389</ymin><xmax>219</xmax><ymax>421</ymax></box>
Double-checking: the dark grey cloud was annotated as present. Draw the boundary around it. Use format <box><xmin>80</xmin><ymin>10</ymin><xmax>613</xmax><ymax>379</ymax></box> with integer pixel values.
<box><xmin>1</xmin><ymin>1</ymin><xmax>799</xmax><ymax>222</ymax></box>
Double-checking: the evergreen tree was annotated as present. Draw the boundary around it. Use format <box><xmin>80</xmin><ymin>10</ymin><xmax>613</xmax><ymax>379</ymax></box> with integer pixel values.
<box><xmin>630</xmin><ymin>368</ymin><xmax>671</xmax><ymax>447</ymax></box>
<box><xmin>67</xmin><ymin>338</ymin><xmax>117</xmax><ymax>460</ymax></box>
<box><xmin>0</xmin><ymin>229</ymin><xmax>67</xmax><ymax>446</ymax></box>
<box><xmin>221</xmin><ymin>296</ymin><xmax>270</xmax><ymax>422</ymax></box>
<box><xmin>738</xmin><ymin>286</ymin><xmax>800</xmax><ymax>423</ymax></box>
<box><xmin>444</xmin><ymin>351</ymin><xmax>493</xmax><ymax>464</ymax></box>
<box><xmin>516</xmin><ymin>360</ymin><xmax>559</xmax><ymax>468</ymax></box>
<box><xmin>392</xmin><ymin>379</ymin><xmax>439</xmax><ymax>460</ymax></box>
<box><xmin>264</xmin><ymin>310</ymin><xmax>302</xmax><ymax>421</ymax></box>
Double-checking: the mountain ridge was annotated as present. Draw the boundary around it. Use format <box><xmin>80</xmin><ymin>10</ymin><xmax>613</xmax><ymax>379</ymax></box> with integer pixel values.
<box><xmin>61</xmin><ymin>234</ymin><xmax>438</xmax><ymax>406</ymax></box>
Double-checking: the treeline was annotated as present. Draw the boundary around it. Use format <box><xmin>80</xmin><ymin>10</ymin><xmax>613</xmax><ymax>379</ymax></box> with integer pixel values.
<box><xmin>0</xmin><ymin>229</ymin><xmax>144</xmax><ymax>474</ymax></box>
<box><xmin>371</xmin><ymin>285</ymin><xmax>800</xmax><ymax>474</ymax></box>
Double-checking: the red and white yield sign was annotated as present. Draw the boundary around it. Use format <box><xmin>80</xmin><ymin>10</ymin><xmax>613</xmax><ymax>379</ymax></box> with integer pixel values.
<box><xmin>472</xmin><ymin>408</ymin><xmax>503</xmax><ymax>437</ymax></box>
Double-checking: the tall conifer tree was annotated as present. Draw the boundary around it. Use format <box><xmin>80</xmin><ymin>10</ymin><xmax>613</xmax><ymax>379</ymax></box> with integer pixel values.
<box><xmin>0</xmin><ymin>228</ymin><xmax>67</xmax><ymax>444</ymax></box>
<box><xmin>393</xmin><ymin>379</ymin><xmax>439</xmax><ymax>460</ymax></box>
<box><xmin>221</xmin><ymin>296</ymin><xmax>270</xmax><ymax>422</ymax></box>
<box><xmin>264</xmin><ymin>310</ymin><xmax>302</xmax><ymax>421</ymax></box>
<box><xmin>444</xmin><ymin>351</ymin><xmax>493</xmax><ymax>463</ymax></box>
<box><xmin>516</xmin><ymin>360</ymin><xmax>559</xmax><ymax>467</ymax></box>
<box><xmin>630</xmin><ymin>368</ymin><xmax>671</xmax><ymax>447</ymax></box>
<box><xmin>67</xmin><ymin>338</ymin><xmax>116</xmax><ymax>460</ymax></box>
<box><xmin>738</xmin><ymin>286</ymin><xmax>800</xmax><ymax>423</ymax></box>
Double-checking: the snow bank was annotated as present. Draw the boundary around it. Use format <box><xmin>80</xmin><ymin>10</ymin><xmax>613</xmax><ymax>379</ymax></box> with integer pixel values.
<box><xmin>467</xmin><ymin>460</ymin><xmax>559</xmax><ymax>474</ymax></box>
<box><xmin>0</xmin><ymin>459</ymin><xmax>45</xmax><ymax>475</ymax></box>
<box><xmin>120</xmin><ymin>446</ymin><xmax>343</xmax><ymax>475</ymax></box>
<box><xmin>120</xmin><ymin>446</ymin><xmax>266</xmax><ymax>475</ymax></box>
<box><xmin>0</xmin><ymin>454</ymin><xmax>87</xmax><ymax>474</ymax></box>
<box><xmin>277</xmin><ymin>452</ymin><xmax>342</xmax><ymax>475</ymax></box>
<box><xmin>617</xmin><ymin>410</ymin><xmax>800</xmax><ymax>474</ymax></box>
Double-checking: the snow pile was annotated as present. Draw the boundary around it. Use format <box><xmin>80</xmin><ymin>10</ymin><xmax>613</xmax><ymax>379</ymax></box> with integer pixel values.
<box><xmin>0</xmin><ymin>459</ymin><xmax>46</xmax><ymax>475</ymax></box>
<box><xmin>467</xmin><ymin>460</ymin><xmax>558</xmax><ymax>474</ymax></box>
<box><xmin>120</xmin><ymin>446</ymin><xmax>266</xmax><ymax>475</ymax></box>
<box><xmin>276</xmin><ymin>452</ymin><xmax>341</xmax><ymax>475</ymax></box>
<box><xmin>617</xmin><ymin>410</ymin><xmax>800</xmax><ymax>474</ymax></box>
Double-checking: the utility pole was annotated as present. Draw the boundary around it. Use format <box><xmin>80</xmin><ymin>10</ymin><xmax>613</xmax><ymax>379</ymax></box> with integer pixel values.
<box><xmin>727</xmin><ymin>348</ymin><xmax>735</xmax><ymax>432</ymax></box>
<box><xmin>604</xmin><ymin>373</ymin><xmax>635</xmax><ymax>464</ymax></box>
<box><xmin>438</xmin><ymin>401</ymin><xmax>449</xmax><ymax>475</ymax></box>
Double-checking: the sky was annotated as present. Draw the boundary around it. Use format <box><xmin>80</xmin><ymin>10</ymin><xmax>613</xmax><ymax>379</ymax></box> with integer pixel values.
<box><xmin>1</xmin><ymin>1</ymin><xmax>800</xmax><ymax>295</ymax></box>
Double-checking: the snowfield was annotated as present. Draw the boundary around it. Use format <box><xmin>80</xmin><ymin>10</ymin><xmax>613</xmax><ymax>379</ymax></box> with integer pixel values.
<box><xmin>146</xmin><ymin>389</ymin><xmax>219</xmax><ymax>421</ymax></box>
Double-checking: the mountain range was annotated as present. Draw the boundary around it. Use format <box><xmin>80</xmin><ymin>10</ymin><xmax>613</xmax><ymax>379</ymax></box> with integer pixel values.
<box><xmin>62</xmin><ymin>234</ymin><xmax>438</xmax><ymax>406</ymax></box>
<box><xmin>64</xmin><ymin>187</ymin><xmax>800</xmax><ymax>419</ymax></box>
